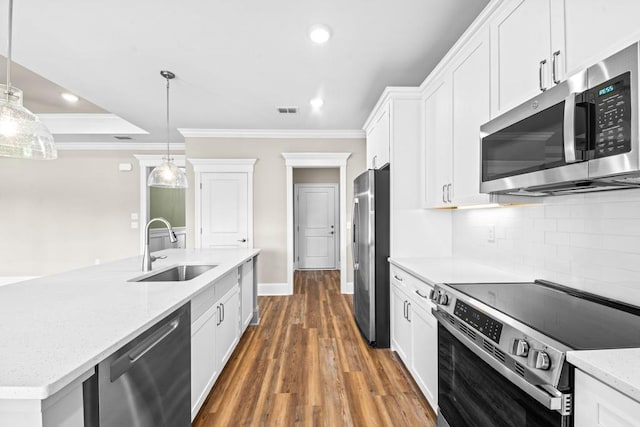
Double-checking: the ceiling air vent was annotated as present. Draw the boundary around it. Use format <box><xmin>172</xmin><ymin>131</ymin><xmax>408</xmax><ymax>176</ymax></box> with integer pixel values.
<box><xmin>277</xmin><ymin>106</ymin><xmax>298</xmax><ymax>114</ymax></box>
<box><xmin>114</xmin><ymin>135</ymin><xmax>133</xmax><ymax>140</ymax></box>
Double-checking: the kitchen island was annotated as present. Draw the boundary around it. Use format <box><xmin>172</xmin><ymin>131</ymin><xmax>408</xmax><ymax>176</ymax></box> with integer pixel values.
<box><xmin>0</xmin><ymin>248</ymin><xmax>260</xmax><ymax>427</ymax></box>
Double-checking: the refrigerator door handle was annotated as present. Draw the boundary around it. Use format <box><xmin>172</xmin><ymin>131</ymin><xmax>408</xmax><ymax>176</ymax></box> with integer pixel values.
<box><xmin>352</xmin><ymin>198</ymin><xmax>359</xmax><ymax>270</ymax></box>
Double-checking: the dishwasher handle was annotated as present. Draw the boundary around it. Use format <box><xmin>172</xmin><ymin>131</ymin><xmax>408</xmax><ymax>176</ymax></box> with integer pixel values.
<box><xmin>110</xmin><ymin>317</ymin><xmax>180</xmax><ymax>382</ymax></box>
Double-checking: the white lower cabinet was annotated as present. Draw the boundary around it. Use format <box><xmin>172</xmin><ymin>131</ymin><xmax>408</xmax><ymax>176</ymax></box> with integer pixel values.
<box><xmin>575</xmin><ymin>369</ymin><xmax>640</xmax><ymax>427</ymax></box>
<box><xmin>216</xmin><ymin>285</ymin><xmax>241</xmax><ymax>369</ymax></box>
<box><xmin>410</xmin><ymin>299</ymin><xmax>438</xmax><ymax>408</ymax></box>
<box><xmin>390</xmin><ymin>265</ymin><xmax>438</xmax><ymax>411</ymax></box>
<box><xmin>190</xmin><ymin>262</ymin><xmax>249</xmax><ymax>420</ymax></box>
<box><xmin>191</xmin><ymin>302</ymin><xmax>218</xmax><ymax>419</ymax></box>
<box><xmin>391</xmin><ymin>283</ymin><xmax>412</xmax><ymax>362</ymax></box>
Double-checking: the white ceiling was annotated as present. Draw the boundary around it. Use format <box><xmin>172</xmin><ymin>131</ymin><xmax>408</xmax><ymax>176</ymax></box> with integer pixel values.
<box><xmin>0</xmin><ymin>0</ymin><xmax>489</xmax><ymax>143</ymax></box>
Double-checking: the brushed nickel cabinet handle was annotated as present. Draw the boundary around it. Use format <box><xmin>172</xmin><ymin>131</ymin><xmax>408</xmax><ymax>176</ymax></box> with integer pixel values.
<box><xmin>539</xmin><ymin>59</ymin><xmax>548</xmax><ymax>92</ymax></box>
<box><xmin>552</xmin><ymin>51</ymin><xmax>561</xmax><ymax>84</ymax></box>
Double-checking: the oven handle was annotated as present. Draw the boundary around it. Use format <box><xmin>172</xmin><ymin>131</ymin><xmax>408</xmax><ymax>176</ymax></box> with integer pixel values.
<box><xmin>563</xmin><ymin>92</ymin><xmax>579</xmax><ymax>163</ymax></box>
<box><xmin>432</xmin><ymin>308</ymin><xmax>572</xmax><ymax>416</ymax></box>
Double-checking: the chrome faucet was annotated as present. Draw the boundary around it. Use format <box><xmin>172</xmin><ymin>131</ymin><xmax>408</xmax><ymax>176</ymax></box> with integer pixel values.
<box><xmin>142</xmin><ymin>217</ymin><xmax>178</xmax><ymax>272</ymax></box>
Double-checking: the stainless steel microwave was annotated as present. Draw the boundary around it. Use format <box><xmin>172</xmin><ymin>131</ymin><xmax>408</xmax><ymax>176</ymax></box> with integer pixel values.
<box><xmin>480</xmin><ymin>42</ymin><xmax>640</xmax><ymax>196</ymax></box>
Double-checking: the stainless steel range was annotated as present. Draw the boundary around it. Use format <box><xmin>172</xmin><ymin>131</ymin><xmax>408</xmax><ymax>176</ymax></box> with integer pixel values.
<box><xmin>430</xmin><ymin>280</ymin><xmax>640</xmax><ymax>427</ymax></box>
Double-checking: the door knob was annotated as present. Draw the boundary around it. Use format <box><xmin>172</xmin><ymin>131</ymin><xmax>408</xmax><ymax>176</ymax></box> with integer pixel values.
<box><xmin>329</xmin><ymin>231</ymin><xmax>334</xmax><ymax>235</ymax></box>
<box><xmin>238</xmin><ymin>238</ymin><xmax>247</xmax><ymax>242</ymax></box>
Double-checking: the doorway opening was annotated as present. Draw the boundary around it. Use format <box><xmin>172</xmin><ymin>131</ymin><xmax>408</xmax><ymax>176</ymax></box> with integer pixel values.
<box><xmin>135</xmin><ymin>155</ymin><xmax>187</xmax><ymax>253</ymax></box>
<box><xmin>293</xmin><ymin>167</ymin><xmax>340</xmax><ymax>271</ymax></box>
<box><xmin>282</xmin><ymin>152</ymin><xmax>351</xmax><ymax>295</ymax></box>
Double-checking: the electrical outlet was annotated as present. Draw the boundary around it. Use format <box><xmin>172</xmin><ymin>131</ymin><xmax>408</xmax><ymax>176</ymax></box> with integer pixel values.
<box><xmin>488</xmin><ymin>225</ymin><xmax>495</xmax><ymax>243</ymax></box>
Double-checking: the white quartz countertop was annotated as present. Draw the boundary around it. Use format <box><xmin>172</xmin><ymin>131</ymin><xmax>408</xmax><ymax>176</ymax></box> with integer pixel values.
<box><xmin>568</xmin><ymin>349</ymin><xmax>640</xmax><ymax>402</ymax></box>
<box><xmin>388</xmin><ymin>257</ymin><xmax>532</xmax><ymax>285</ymax></box>
<box><xmin>0</xmin><ymin>248</ymin><xmax>259</xmax><ymax>400</ymax></box>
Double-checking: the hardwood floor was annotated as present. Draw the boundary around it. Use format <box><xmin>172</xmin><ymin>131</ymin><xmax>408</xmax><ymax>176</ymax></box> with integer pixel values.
<box><xmin>192</xmin><ymin>270</ymin><xmax>436</xmax><ymax>427</ymax></box>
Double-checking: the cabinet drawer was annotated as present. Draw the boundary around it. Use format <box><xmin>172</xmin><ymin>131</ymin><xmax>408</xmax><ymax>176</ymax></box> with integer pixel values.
<box><xmin>390</xmin><ymin>265</ymin><xmax>435</xmax><ymax>312</ymax></box>
<box><xmin>216</xmin><ymin>269</ymin><xmax>239</xmax><ymax>298</ymax></box>
<box><xmin>191</xmin><ymin>270</ymin><xmax>239</xmax><ymax>323</ymax></box>
<box><xmin>191</xmin><ymin>284</ymin><xmax>217</xmax><ymax>324</ymax></box>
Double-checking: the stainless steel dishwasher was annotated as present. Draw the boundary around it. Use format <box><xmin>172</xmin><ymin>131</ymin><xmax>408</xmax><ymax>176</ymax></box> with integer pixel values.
<box><xmin>84</xmin><ymin>303</ymin><xmax>191</xmax><ymax>427</ymax></box>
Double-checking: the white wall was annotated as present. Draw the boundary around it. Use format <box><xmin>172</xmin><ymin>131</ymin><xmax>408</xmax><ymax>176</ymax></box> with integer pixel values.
<box><xmin>185</xmin><ymin>137</ymin><xmax>366</xmax><ymax>285</ymax></box>
<box><xmin>0</xmin><ymin>150</ymin><xmax>157</xmax><ymax>276</ymax></box>
<box><xmin>453</xmin><ymin>189</ymin><xmax>640</xmax><ymax>306</ymax></box>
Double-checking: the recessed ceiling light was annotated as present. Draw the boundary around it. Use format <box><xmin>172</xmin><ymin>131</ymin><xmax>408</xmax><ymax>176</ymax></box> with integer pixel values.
<box><xmin>309</xmin><ymin>24</ymin><xmax>331</xmax><ymax>44</ymax></box>
<box><xmin>310</xmin><ymin>98</ymin><xmax>324</xmax><ymax>109</ymax></box>
<box><xmin>61</xmin><ymin>93</ymin><xmax>79</xmax><ymax>103</ymax></box>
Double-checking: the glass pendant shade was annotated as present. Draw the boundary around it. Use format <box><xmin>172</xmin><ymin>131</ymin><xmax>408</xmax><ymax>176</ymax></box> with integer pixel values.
<box><xmin>0</xmin><ymin>85</ymin><xmax>56</xmax><ymax>160</ymax></box>
<box><xmin>148</xmin><ymin>70</ymin><xmax>187</xmax><ymax>189</ymax></box>
<box><xmin>148</xmin><ymin>158</ymin><xmax>188</xmax><ymax>188</ymax></box>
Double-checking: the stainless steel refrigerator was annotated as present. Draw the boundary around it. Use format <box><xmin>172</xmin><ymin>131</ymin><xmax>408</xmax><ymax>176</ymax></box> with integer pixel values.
<box><xmin>352</xmin><ymin>166</ymin><xmax>390</xmax><ymax>348</ymax></box>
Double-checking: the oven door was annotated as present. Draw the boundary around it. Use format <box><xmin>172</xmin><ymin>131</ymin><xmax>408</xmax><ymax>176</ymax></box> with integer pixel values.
<box><xmin>480</xmin><ymin>74</ymin><xmax>589</xmax><ymax>194</ymax></box>
<box><xmin>437</xmin><ymin>324</ymin><xmax>571</xmax><ymax>427</ymax></box>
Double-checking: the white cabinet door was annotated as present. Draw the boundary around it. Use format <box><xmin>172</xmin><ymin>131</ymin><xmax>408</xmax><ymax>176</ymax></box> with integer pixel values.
<box><xmin>390</xmin><ymin>283</ymin><xmax>411</xmax><ymax>364</ymax></box>
<box><xmin>410</xmin><ymin>301</ymin><xmax>438</xmax><ymax>411</ymax></box>
<box><xmin>241</xmin><ymin>259</ymin><xmax>254</xmax><ymax>331</ymax></box>
<box><xmin>451</xmin><ymin>30</ymin><xmax>491</xmax><ymax>206</ymax></box>
<box><xmin>491</xmin><ymin>0</ymin><xmax>559</xmax><ymax>115</ymax></box>
<box><xmin>423</xmin><ymin>78</ymin><xmax>453</xmax><ymax>208</ymax></box>
<box><xmin>216</xmin><ymin>285</ymin><xmax>241</xmax><ymax>369</ymax></box>
<box><xmin>191</xmin><ymin>303</ymin><xmax>218</xmax><ymax>419</ymax></box>
<box><xmin>575</xmin><ymin>369</ymin><xmax>640</xmax><ymax>427</ymax></box>
<box><xmin>564</xmin><ymin>0</ymin><xmax>640</xmax><ymax>77</ymax></box>
<box><xmin>366</xmin><ymin>103</ymin><xmax>391</xmax><ymax>169</ymax></box>
<box><xmin>200</xmin><ymin>172</ymin><xmax>249</xmax><ymax>248</ymax></box>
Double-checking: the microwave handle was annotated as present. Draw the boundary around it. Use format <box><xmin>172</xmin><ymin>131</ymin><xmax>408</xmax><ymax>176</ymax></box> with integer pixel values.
<box><xmin>563</xmin><ymin>92</ymin><xmax>579</xmax><ymax>163</ymax></box>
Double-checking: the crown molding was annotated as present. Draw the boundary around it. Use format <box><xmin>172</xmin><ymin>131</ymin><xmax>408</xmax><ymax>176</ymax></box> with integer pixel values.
<box><xmin>281</xmin><ymin>152</ymin><xmax>351</xmax><ymax>167</ymax></box>
<box><xmin>37</xmin><ymin>113</ymin><xmax>148</xmax><ymax>135</ymax></box>
<box><xmin>362</xmin><ymin>86</ymin><xmax>422</xmax><ymax>131</ymax></box>
<box><xmin>55</xmin><ymin>142</ymin><xmax>185</xmax><ymax>151</ymax></box>
<box><xmin>178</xmin><ymin>128</ymin><xmax>365</xmax><ymax>139</ymax></box>
<box><xmin>418</xmin><ymin>0</ymin><xmax>505</xmax><ymax>94</ymax></box>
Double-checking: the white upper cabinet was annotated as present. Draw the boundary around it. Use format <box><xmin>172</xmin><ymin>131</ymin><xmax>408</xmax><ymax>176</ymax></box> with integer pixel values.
<box><xmin>563</xmin><ymin>0</ymin><xmax>640</xmax><ymax>77</ymax></box>
<box><xmin>423</xmin><ymin>77</ymin><xmax>453</xmax><ymax>208</ymax></box>
<box><xmin>490</xmin><ymin>0</ymin><xmax>565</xmax><ymax>116</ymax></box>
<box><xmin>451</xmin><ymin>30</ymin><xmax>491</xmax><ymax>206</ymax></box>
<box><xmin>422</xmin><ymin>30</ymin><xmax>491</xmax><ymax>208</ymax></box>
<box><xmin>365</xmin><ymin>103</ymin><xmax>391</xmax><ymax>169</ymax></box>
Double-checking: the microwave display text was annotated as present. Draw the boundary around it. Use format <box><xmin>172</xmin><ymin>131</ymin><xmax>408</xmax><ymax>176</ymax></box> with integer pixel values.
<box><xmin>598</xmin><ymin>85</ymin><xmax>615</xmax><ymax>96</ymax></box>
<box><xmin>454</xmin><ymin>300</ymin><xmax>503</xmax><ymax>343</ymax></box>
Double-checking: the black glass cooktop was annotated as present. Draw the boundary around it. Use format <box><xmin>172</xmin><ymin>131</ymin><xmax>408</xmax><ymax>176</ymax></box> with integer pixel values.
<box><xmin>448</xmin><ymin>281</ymin><xmax>640</xmax><ymax>350</ymax></box>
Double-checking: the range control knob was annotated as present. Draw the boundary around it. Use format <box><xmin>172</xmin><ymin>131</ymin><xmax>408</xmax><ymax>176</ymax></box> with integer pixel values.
<box><xmin>429</xmin><ymin>289</ymin><xmax>438</xmax><ymax>302</ymax></box>
<box><xmin>513</xmin><ymin>339</ymin><xmax>529</xmax><ymax>357</ymax></box>
<box><xmin>535</xmin><ymin>351</ymin><xmax>551</xmax><ymax>370</ymax></box>
<box><xmin>438</xmin><ymin>293</ymin><xmax>450</xmax><ymax>306</ymax></box>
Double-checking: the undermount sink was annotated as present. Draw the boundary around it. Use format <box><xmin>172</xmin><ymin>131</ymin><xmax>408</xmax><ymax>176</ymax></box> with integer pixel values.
<box><xmin>130</xmin><ymin>264</ymin><xmax>217</xmax><ymax>282</ymax></box>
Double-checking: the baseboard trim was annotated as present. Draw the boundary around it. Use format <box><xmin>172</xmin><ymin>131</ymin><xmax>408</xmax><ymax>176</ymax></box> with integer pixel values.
<box><xmin>344</xmin><ymin>281</ymin><xmax>354</xmax><ymax>294</ymax></box>
<box><xmin>258</xmin><ymin>282</ymin><xmax>290</xmax><ymax>296</ymax></box>
<box><xmin>0</xmin><ymin>276</ymin><xmax>40</xmax><ymax>286</ymax></box>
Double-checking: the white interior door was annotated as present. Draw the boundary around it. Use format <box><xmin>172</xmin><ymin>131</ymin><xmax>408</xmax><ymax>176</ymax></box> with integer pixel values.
<box><xmin>201</xmin><ymin>172</ymin><xmax>249</xmax><ymax>248</ymax></box>
<box><xmin>296</xmin><ymin>184</ymin><xmax>338</xmax><ymax>269</ymax></box>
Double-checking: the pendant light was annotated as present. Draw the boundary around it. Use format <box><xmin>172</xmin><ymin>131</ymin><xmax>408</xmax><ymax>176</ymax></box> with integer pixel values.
<box><xmin>147</xmin><ymin>70</ymin><xmax>188</xmax><ymax>188</ymax></box>
<box><xmin>0</xmin><ymin>0</ymin><xmax>56</xmax><ymax>160</ymax></box>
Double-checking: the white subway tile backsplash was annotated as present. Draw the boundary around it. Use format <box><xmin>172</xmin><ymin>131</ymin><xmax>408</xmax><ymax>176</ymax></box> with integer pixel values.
<box><xmin>544</xmin><ymin>205</ymin><xmax>571</xmax><ymax>218</ymax></box>
<box><xmin>452</xmin><ymin>194</ymin><xmax>640</xmax><ymax>306</ymax></box>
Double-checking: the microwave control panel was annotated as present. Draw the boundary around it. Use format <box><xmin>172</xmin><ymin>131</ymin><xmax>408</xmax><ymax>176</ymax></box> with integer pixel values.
<box><xmin>591</xmin><ymin>72</ymin><xmax>631</xmax><ymax>158</ymax></box>
<box><xmin>454</xmin><ymin>300</ymin><xmax>503</xmax><ymax>343</ymax></box>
